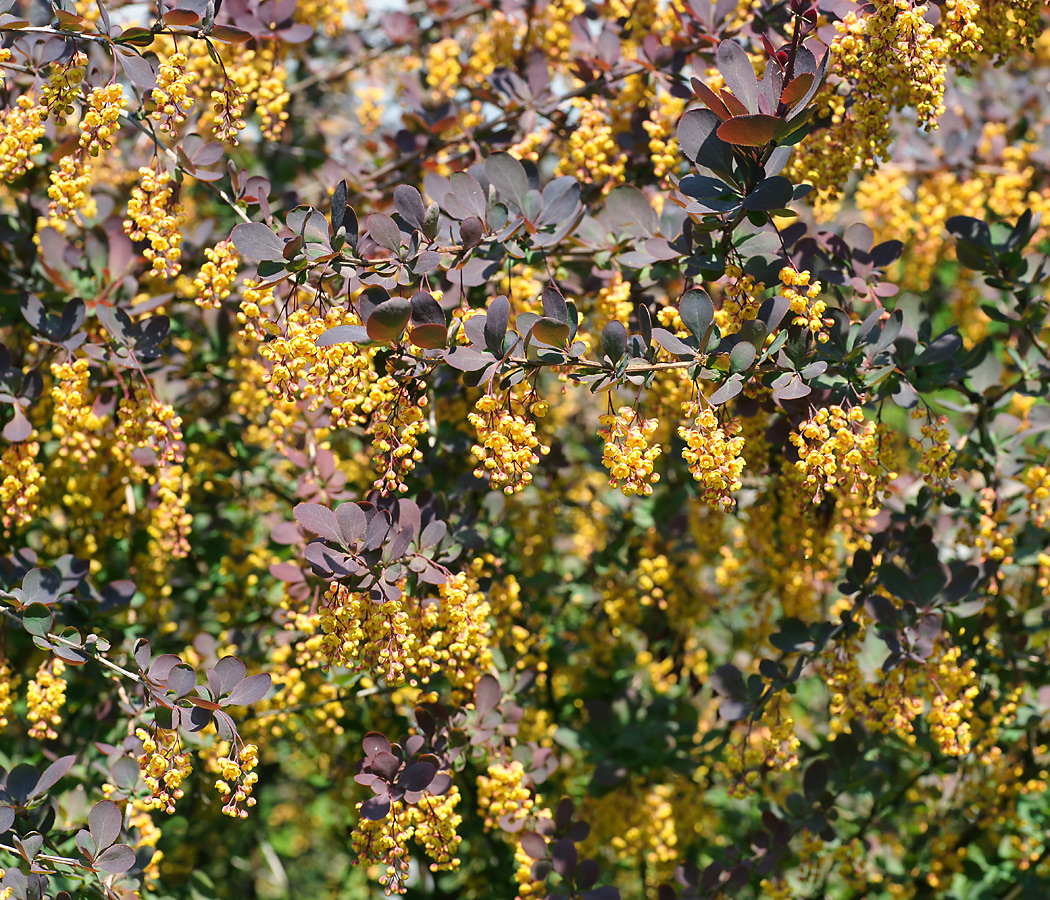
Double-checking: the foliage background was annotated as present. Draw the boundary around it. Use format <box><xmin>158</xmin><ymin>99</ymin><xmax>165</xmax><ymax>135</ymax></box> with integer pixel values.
<box><xmin>2</xmin><ymin>0</ymin><xmax>1050</xmax><ymax>899</ymax></box>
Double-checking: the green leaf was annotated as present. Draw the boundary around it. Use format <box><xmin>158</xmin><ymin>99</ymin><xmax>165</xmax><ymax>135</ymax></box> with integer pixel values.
<box><xmin>22</xmin><ymin>603</ymin><xmax>53</xmax><ymax>637</ymax></box>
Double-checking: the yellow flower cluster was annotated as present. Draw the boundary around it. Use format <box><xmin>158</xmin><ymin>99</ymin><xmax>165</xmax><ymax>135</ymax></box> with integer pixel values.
<box><xmin>598</xmin><ymin>406</ymin><xmax>662</xmax><ymax>496</ymax></box>
<box><xmin>257</xmin><ymin>62</ymin><xmax>290</xmax><ymax>141</ymax></box>
<box><xmin>584</xmin><ymin>780</ymin><xmax>679</xmax><ymax>879</ymax></box>
<box><xmin>468</xmin><ymin>392</ymin><xmax>550</xmax><ymax>494</ymax></box>
<box><xmin>0</xmin><ymin>658</ymin><xmax>17</xmax><ymax>728</ymax></box>
<box><xmin>319</xmin><ymin>581</ymin><xmax>416</xmax><ymax>682</ymax></box>
<box><xmin>790</xmin><ymin>405</ymin><xmax>889</xmax><ymax>506</ymax></box>
<box><xmin>477</xmin><ymin>760</ymin><xmax>533</xmax><ymax>830</ymax></box>
<box><xmin>1</xmin><ymin>438</ymin><xmax>43</xmax><ymax>533</ymax></box>
<box><xmin>0</xmin><ymin>96</ymin><xmax>46</xmax><ymax>182</ymax></box>
<box><xmin>39</xmin><ymin>51</ymin><xmax>87</xmax><ymax>124</ymax></box>
<box><xmin>210</xmin><ymin>81</ymin><xmax>248</xmax><ymax>144</ymax></box>
<box><xmin>294</xmin><ymin>0</ymin><xmax>350</xmax><ymax>36</ymax></box>
<box><xmin>47</xmin><ymin>154</ymin><xmax>92</xmax><ymax>222</ymax></box>
<box><xmin>972</xmin><ymin>0</ymin><xmax>1039</xmax><ymax>58</ymax></box>
<box><xmin>911</xmin><ymin>411</ymin><xmax>957</xmax><ymax>490</ymax></box>
<box><xmin>351</xmin><ymin>786</ymin><xmax>462</xmax><ymax>894</ymax></box>
<box><xmin>355</xmin><ymin>86</ymin><xmax>385</xmax><ymax>134</ymax></box>
<box><xmin>642</xmin><ymin>90</ymin><xmax>686</xmax><ymax>180</ymax></box>
<box><xmin>541</xmin><ymin>0</ymin><xmax>584</xmax><ymax>62</ymax></box>
<box><xmin>367</xmin><ymin>376</ymin><xmax>428</xmax><ymax>494</ymax></box>
<box><xmin>718</xmin><ymin>263</ymin><xmax>766</xmax><ymax>335</ymax></box>
<box><xmin>215</xmin><ymin>743</ymin><xmax>260</xmax><ymax>818</ymax></box>
<box><xmin>1024</xmin><ymin>464</ymin><xmax>1050</xmax><ymax>527</ymax></box>
<box><xmin>593</xmin><ymin>271</ymin><xmax>633</xmax><ymax>328</ymax></box>
<box><xmin>252</xmin><ymin>305</ymin><xmax>373</xmax><ymax>430</ymax></box>
<box><xmin>927</xmin><ymin>642</ymin><xmax>979</xmax><ymax>756</ymax></box>
<box><xmin>411</xmin><ymin>567</ymin><xmax>494</xmax><ymax>693</ymax></box>
<box><xmin>779</xmin><ymin>266</ymin><xmax>827</xmax><ymax>340</ymax></box>
<box><xmin>677</xmin><ymin>402</ymin><xmax>746</xmax><ymax>509</ymax></box>
<box><xmin>465</xmin><ymin>11</ymin><xmax>522</xmax><ymax>84</ymax></box>
<box><xmin>425</xmin><ymin>38</ymin><xmax>463</xmax><ymax>102</ymax></box>
<box><xmin>725</xmin><ymin>690</ymin><xmax>801</xmax><ymax>798</ymax></box>
<box><xmin>27</xmin><ymin>659</ymin><xmax>66</xmax><ymax>740</ymax></box>
<box><xmin>151</xmin><ymin>50</ymin><xmax>197</xmax><ymax>135</ymax></box>
<box><xmin>557</xmin><ymin>96</ymin><xmax>625</xmax><ymax>189</ymax></box>
<box><xmin>970</xmin><ymin>488</ymin><xmax>1014</xmax><ymax>591</ymax></box>
<box><xmin>136</xmin><ymin>727</ymin><xmax>192</xmax><ymax>814</ymax></box>
<box><xmin>942</xmin><ymin>0</ymin><xmax>983</xmax><ymax>58</ymax></box>
<box><xmin>124</xmin><ymin>165</ymin><xmax>186</xmax><ymax>279</ymax></box>
<box><xmin>79</xmin><ymin>83</ymin><xmax>126</xmax><ymax>156</ymax></box>
<box><xmin>818</xmin><ymin>618</ymin><xmax>924</xmax><ymax>744</ymax></box>
<box><xmin>192</xmin><ymin>239</ymin><xmax>239</xmax><ymax>309</ymax></box>
<box><xmin>790</xmin><ymin>0</ymin><xmax>966</xmax><ymax>204</ymax></box>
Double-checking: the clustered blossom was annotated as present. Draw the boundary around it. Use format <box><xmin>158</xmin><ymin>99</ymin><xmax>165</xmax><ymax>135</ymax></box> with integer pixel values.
<box><xmin>136</xmin><ymin>727</ymin><xmax>192</xmax><ymax>814</ymax></box>
<box><xmin>725</xmin><ymin>690</ymin><xmax>801</xmax><ymax>798</ymax></box>
<box><xmin>1023</xmin><ymin>464</ymin><xmax>1050</xmax><ymax>527</ymax></box>
<box><xmin>911</xmin><ymin>410</ymin><xmax>957</xmax><ymax>490</ymax></box>
<box><xmin>215</xmin><ymin>743</ymin><xmax>260</xmax><ymax>818</ymax></box>
<box><xmin>124</xmin><ymin>164</ymin><xmax>186</xmax><ymax>279</ymax></box>
<box><xmin>790</xmin><ymin>405</ymin><xmax>890</xmax><ymax>506</ymax></box>
<box><xmin>477</xmin><ymin>760</ymin><xmax>533</xmax><ymax>830</ymax></box>
<box><xmin>367</xmin><ymin>376</ymin><xmax>428</xmax><ymax>494</ymax></box>
<box><xmin>79</xmin><ymin>83</ymin><xmax>126</xmax><ymax>155</ymax></box>
<box><xmin>717</xmin><ymin>264</ymin><xmax>765</xmax><ymax>335</ymax></box>
<box><xmin>250</xmin><ymin>305</ymin><xmax>374</xmax><ymax>441</ymax></box>
<box><xmin>39</xmin><ymin>51</ymin><xmax>88</xmax><ymax>124</ymax></box>
<box><xmin>927</xmin><ymin>643</ymin><xmax>980</xmax><ymax>757</ymax></box>
<box><xmin>1</xmin><ymin>438</ymin><xmax>43</xmax><ymax>533</ymax></box>
<box><xmin>557</xmin><ymin>95</ymin><xmax>625</xmax><ymax>189</ymax></box>
<box><xmin>779</xmin><ymin>266</ymin><xmax>827</xmax><ymax>341</ymax></box>
<box><xmin>0</xmin><ymin>96</ymin><xmax>46</xmax><ymax>182</ymax></box>
<box><xmin>192</xmin><ymin>239</ymin><xmax>239</xmax><ymax>309</ymax></box>
<box><xmin>468</xmin><ymin>392</ymin><xmax>550</xmax><ymax>494</ymax></box>
<box><xmin>410</xmin><ymin>567</ymin><xmax>494</xmax><ymax>692</ymax></box>
<box><xmin>0</xmin><ymin>658</ymin><xmax>17</xmax><ymax>728</ymax></box>
<box><xmin>642</xmin><ymin>90</ymin><xmax>685</xmax><ymax>179</ymax></box>
<box><xmin>425</xmin><ymin>37</ymin><xmax>463</xmax><ymax>102</ymax></box>
<box><xmin>151</xmin><ymin>50</ymin><xmax>197</xmax><ymax>134</ymax></box>
<box><xmin>350</xmin><ymin>787</ymin><xmax>462</xmax><ymax>895</ymax></box>
<box><xmin>47</xmin><ymin>153</ymin><xmax>92</xmax><ymax>221</ymax></box>
<box><xmin>677</xmin><ymin>402</ymin><xmax>746</xmax><ymax>509</ymax></box>
<box><xmin>210</xmin><ymin>80</ymin><xmax>248</xmax><ymax>143</ymax></box>
<box><xmin>27</xmin><ymin>659</ymin><xmax>66</xmax><ymax>740</ymax></box>
<box><xmin>598</xmin><ymin>406</ymin><xmax>662</xmax><ymax>496</ymax></box>
<box><xmin>319</xmin><ymin>582</ymin><xmax>415</xmax><ymax>682</ymax></box>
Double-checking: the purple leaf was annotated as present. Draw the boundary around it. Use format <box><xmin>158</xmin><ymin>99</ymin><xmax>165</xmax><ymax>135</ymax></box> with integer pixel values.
<box><xmin>293</xmin><ymin>503</ymin><xmax>344</xmax><ymax>544</ymax></box>
<box><xmin>88</xmin><ymin>800</ymin><xmax>122</xmax><ymax>850</ymax></box>
<box><xmin>316</xmin><ymin>324</ymin><xmax>369</xmax><ymax>347</ymax></box>
<box><xmin>520</xmin><ymin>831</ymin><xmax>548</xmax><ymax>859</ymax></box>
<box><xmin>366</xmin><ymin>213</ymin><xmax>402</xmax><ymax>253</ymax></box>
<box><xmin>716</xmin><ymin>39</ymin><xmax>758</xmax><ymax>113</ymax></box>
<box><xmin>3</xmin><ymin>407</ymin><xmax>31</xmax><ymax>442</ymax></box>
<box><xmin>226</xmin><ymin>673</ymin><xmax>271</xmax><ymax>705</ymax></box>
<box><xmin>231</xmin><ymin>222</ymin><xmax>285</xmax><ymax>261</ymax></box>
<box><xmin>29</xmin><ymin>755</ymin><xmax>75</xmax><ymax>799</ymax></box>
<box><xmin>213</xmin><ymin>656</ymin><xmax>246</xmax><ymax>694</ymax></box>
<box><xmin>717</xmin><ymin>115</ymin><xmax>780</xmax><ymax>147</ymax></box>
<box><xmin>166</xmin><ymin>664</ymin><xmax>196</xmax><ymax>698</ymax></box>
<box><xmin>475</xmin><ymin>674</ymin><xmax>501</xmax><ymax>716</ymax></box>
<box><xmin>360</xmin><ymin>795</ymin><xmax>391</xmax><ymax>821</ymax></box>
<box><xmin>95</xmin><ymin>843</ymin><xmax>136</xmax><ymax>874</ymax></box>
<box><xmin>336</xmin><ymin>502</ymin><xmax>367</xmax><ymax>545</ymax></box>
<box><xmin>399</xmin><ymin>761</ymin><xmax>437</xmax><ymax>792</ymax></box>
<box><xmin>366</xmin><ymin>298</ymin><xmax>412</xmax><ymax>343</ymax></box>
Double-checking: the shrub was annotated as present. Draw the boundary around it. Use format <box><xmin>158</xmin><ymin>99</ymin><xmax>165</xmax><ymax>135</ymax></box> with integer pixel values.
<box><xmin>1</xmin><ymin>1</ymin><xmax>1050</xmax><ymax>898</ymax></box>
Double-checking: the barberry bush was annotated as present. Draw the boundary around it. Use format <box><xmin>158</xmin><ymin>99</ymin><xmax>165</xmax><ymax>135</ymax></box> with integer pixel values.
<box><xmin>2</xmin><ymin>0</ymin><xmax>1050</xmax><ymax>898</ymax></box>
